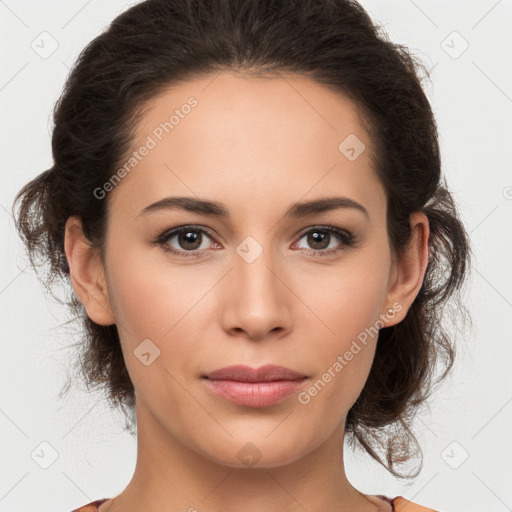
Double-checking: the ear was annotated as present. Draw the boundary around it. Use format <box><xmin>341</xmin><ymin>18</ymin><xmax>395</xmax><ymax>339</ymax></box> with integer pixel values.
<box><xmin>64</xmin><ymin>216</ymin><xmax>115</xmax><ymax>326</ymax></box>
<box><xmin>382</xmin><ymin>211</ymin><xmax>430</xmax><ymax>327</ymax></box>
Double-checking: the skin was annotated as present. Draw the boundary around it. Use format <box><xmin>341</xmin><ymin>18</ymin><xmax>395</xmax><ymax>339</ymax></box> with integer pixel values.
<box><xmin>64</xmin><ymin>71</ymin><xmax>429</xmax><ymax>512</ymax></box>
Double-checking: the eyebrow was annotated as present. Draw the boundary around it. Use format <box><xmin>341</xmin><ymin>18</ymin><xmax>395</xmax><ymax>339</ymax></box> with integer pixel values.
<box><xmin>137</xmin><ymin>195</ymin><xmax>369</xmax><ymax>220</ymax></box>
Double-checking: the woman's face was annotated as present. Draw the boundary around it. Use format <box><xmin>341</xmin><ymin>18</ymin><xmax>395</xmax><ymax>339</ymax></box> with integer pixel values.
<box><xmin>72</xmin><ymin>71</ymin><xmax>425</xmax><ymax>468</ymax></box>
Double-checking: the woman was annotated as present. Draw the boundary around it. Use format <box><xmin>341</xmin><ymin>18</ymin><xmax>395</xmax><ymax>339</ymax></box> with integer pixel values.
<box><xmin>13</xmin><ymin>0</ymin><xmax>471</xmax><ymax>510</ymax></box>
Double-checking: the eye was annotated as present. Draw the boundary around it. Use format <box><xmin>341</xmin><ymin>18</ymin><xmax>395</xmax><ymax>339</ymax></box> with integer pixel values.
<box><xmin>156</xmin><ymin>225</ymin><xmax>218</xmax><ymax>258</ymax></box>
<box><xmin>294</xmin><ymin>226</ymin><xmax>356</xmax><ymax>257</ymax></box>
<box><xmin>155</xmin><ymin>224</ymin><xmax>357</xmax><ymax>259</ymax></box>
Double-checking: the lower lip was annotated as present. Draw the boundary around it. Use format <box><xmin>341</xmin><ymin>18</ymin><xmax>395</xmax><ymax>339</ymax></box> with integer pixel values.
<box><xmin>203</xmin><ymin>378</ymin><xmax>307</xmax><ymax>407</ymax></box>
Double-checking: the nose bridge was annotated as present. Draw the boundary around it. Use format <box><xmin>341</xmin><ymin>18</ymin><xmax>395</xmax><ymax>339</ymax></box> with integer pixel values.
<box><xmin>221</xmin><ymin>230</ymin><xmax>292</xmax><ymax>337</ymax></box>
<box><xmin>233</xmin><ymin>232</ymin><xmax>282</xmax><ymax>298</ymax></box>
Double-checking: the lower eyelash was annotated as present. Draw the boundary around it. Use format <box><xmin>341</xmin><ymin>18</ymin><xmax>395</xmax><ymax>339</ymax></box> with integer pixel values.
<box><xmin>155</xmin><ymin>225</ymin><xmax>356</xmax><ymax>258</ymax></box>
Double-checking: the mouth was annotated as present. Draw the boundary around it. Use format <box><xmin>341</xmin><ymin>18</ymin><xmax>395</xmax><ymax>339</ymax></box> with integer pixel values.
<box><xmin>202</xmin><ymin>364</ymin><xmax>308</xmax><ymax>408</ymax></box>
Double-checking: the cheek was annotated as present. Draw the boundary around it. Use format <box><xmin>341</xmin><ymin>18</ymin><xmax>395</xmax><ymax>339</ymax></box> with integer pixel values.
<box><xmin>302</xmin><ymin>253</ymin><xmax>390</xmax><ymax>344</ymax></box>
<box><xmin>295</xmin><ymin>251</ymin><xmax>390</xmax><ymax>410</ymax></box>
<box><xmin>105</xmin><ymin>239</ymin><xmax>199</xmax><ymax>336</ymax></box>
<box><xmin>104</xmin><ymin>242</ymin><xmax>219</xmax><ymax>380</ymax></box>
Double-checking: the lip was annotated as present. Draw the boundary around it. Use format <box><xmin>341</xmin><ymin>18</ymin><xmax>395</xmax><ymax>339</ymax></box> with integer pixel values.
<box><xmin>203</xmin><ymin>364</ymin><xmax>307</xmax><ymax>382</ymax></box>
<box><xmin>203</xmin><ymin>365</ymin><xmax>308</xmax><ymax>408</ymax></box>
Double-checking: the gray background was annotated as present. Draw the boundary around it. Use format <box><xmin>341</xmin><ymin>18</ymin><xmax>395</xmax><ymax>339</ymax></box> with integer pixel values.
<box><xmin>1</xmin><ymin>1</ymin><xmax>511</xmax><ymax>511</ymax></box>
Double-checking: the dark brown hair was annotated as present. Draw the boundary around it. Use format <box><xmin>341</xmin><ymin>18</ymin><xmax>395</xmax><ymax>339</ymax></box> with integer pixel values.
<box><xmin>12</xmin><ymin>0</ymin><xmax>471</xmax><ymax>479</ymax></box>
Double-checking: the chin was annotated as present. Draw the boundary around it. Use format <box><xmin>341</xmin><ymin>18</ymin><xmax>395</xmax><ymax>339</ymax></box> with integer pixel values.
<box><xmin>197</xmin><ymin>435</ymin><xmax>311</xmax><ymax>469</ymax></box>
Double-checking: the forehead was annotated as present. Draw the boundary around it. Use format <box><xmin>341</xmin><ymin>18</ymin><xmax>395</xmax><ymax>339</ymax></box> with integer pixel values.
<box><xmin>108</xmin><ymin>71</ymin><xmax>385</xmax><ymax>223</ymax></box>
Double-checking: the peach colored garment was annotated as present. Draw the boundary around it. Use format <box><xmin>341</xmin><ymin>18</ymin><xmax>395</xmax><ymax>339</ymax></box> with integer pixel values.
<box><xmin>71</xmin><ymin>495</ymin><xmax>440</xmax><ymax>511</ymax></box>
<box><xmin>393</xmin><ymin>496</ymin><xmax>439</xmax><ymax>511</ymax></box>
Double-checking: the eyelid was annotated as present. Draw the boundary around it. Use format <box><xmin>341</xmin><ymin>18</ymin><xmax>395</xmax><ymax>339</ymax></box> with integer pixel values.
<box><xmin>295</xmin><ymin>224</ymin><xmax>352</xmax><ymax>239</ymax></box>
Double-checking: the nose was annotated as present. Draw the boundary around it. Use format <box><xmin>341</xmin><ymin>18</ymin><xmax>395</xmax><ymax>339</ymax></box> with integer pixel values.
<box><xmin>220</xmin><ymin>239</ymin><xmax>293</xmax><ymax>341</ymax></box>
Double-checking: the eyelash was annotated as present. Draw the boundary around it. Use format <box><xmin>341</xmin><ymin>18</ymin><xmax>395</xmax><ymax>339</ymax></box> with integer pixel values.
<box><xmin>154</xmin><ymin>224</ymin><xmax>357</xmax><ymax>259</ymax></box>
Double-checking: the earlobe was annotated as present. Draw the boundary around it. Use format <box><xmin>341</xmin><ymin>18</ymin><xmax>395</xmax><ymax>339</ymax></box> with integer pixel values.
<box><xmin>64</xmin><ymin>216</ymin><xmax>116</xmax><ymax>326</ymax></box>
<box><xmin>383</xmin><ymin>212</ymin><xmax>430</xmax><ymax>328</ymax></box>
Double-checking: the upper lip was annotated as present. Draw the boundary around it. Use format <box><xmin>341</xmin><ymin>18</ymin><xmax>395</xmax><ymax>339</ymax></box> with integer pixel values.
<box><xmin>204</xmin><ymin>364</ymin><xmax>307</xmax><ymax>382</ymax></box>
